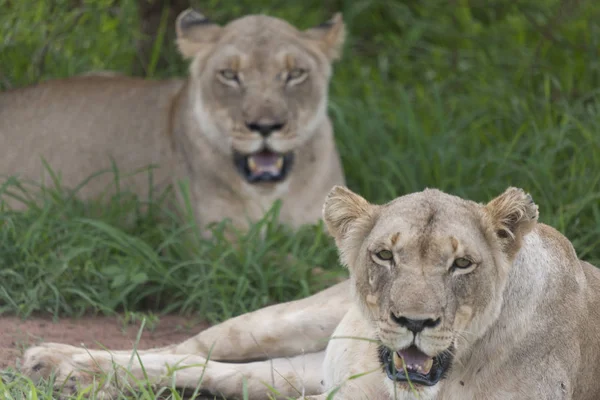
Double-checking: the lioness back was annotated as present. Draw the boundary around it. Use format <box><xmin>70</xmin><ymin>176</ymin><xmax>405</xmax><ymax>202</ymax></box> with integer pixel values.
<box><xmin>0</xmin><ymin>76</ymin><xmax>183</xmax><ymax>206</ymax></box>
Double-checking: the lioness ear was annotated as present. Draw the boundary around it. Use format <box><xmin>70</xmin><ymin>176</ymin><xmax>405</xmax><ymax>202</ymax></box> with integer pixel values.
<box><xmin>323</xmin><ymin>186</ymin><xmax>374</xmax><ymax>245</ymax></box>
<box><xmin>304</xmin><ymin>13</ymin><xmax>346</xmax><ymax>61</ymax></box>
<box><xmin>176</xmin><ymin>9</ymin><xmax>222</xmax><ymax>59</ymax></box>
<box><xmin>485</xmin><ymin>187</ymin><xmax>539</xmax><ymax>256</ymax></box>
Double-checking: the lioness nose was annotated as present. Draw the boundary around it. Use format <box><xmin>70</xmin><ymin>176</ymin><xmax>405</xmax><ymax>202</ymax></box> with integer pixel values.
<box><xmin>391</xmin><ymin>314</ymin><xmax>441</xmax><ymax>333</ymax></box>
<box><xmin>246</xmin><ymin>120</ymin><xmax>285</xmax><ymax>137</ymax></box>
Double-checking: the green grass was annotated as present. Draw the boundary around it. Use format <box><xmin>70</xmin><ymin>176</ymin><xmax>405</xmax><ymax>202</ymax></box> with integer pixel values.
<box><xmin>1</xmin><ymin>0</ymin><xmax>600</xmax><ymax>398</ymax></box>
<box><xmin>0</xmin><ymin>178</ymin><xmax>341</xmax><ymax>320</ymax></box>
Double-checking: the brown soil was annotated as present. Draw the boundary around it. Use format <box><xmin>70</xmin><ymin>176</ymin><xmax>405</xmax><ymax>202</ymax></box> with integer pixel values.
<box><xmin>0</xmin><ymin>314</ymin><xmax>210</xmax><ymax>370</ymax></box>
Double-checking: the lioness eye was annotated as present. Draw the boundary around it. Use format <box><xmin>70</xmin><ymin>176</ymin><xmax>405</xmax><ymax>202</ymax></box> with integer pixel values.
<box><xmin>376</xmin><ymin>250</ymin><xmax>393</xmax><ymax>261</ymax></box>
<box><xmin>286</xmin><ymin>68</ymin><xmax>307</xmax><ymax>82</ymax></box>
<box><xmin>453</xmin><ymin>257</ymin><xmax>473</xmax><ymax>269</ymax></box>
<box><xmin>219</xmin><ymin>69</ymin><xmax>239</xmax><ymax>82</ymax></box>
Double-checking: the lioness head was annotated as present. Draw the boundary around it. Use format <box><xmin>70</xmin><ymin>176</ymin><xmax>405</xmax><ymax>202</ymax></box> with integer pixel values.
<box><xmin>175</xmin><ymin>9</ymin><xmax>345</xmax><ymax>184</ymax></box>
<box><xmin>323</xmin><ymin>186</ymin><xmax>539</xmax><ymax>392</ymax></box>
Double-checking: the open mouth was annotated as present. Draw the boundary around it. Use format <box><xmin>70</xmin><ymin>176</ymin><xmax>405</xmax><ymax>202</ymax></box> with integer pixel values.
<box><xmin>378</xmin><ymin>345</ymin><xmax>453</xmax><ymax>387</ymax></box>
<box><xmin>233</xmin><ymin>149</ymin><xmax>294</xmax><ymax>183</ymax></box>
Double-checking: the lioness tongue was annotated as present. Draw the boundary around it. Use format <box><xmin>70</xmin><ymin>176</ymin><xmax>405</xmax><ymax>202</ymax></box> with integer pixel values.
<box><xmin>393</xmin><ymin>346</ymin><xmax>434</xmax><ymax>375</ymax></box>
<box><xmin>247</xmin><ymin>151</ymin><xmax>283</xmax><ymax>176</ymax></box>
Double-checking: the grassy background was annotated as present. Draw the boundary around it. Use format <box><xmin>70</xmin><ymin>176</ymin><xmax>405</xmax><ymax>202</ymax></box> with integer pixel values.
<box><xmin>1</xmin><ymin>0</ymin><xmax>600</xmax><ymax>398</ymax></box>
<box><xmin>1</xmin><ymin>0</ymin><xmax>600</xmax><ymax>323</ymax></box>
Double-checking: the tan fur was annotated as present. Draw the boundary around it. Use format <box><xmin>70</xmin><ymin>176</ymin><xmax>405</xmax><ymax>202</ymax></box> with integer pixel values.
<box><xmin>20</xmin><ymin>281</ymin><xmax>353</xmax><ymax>399</ymax></box>
<box><xmin>0</xmin><ymin>9</ymin><xmax>346</xmax><ymax>231</ymax></box>
<box><xmin>21</xmin><ymin>186</ymin><xmax>600</xmax><ymax>399</ymax></box>
<box><xmin>317</xmin><ymin>186</ymin><xmax>600</xmax><ymax>400</ymax></box>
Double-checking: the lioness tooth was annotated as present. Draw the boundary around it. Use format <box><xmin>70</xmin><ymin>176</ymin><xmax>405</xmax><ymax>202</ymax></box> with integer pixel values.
<box><xmin>275</xmin><ymin>156</ymin><xmax>283</xmax><ymax>170</ymax></box>
<box><xmin>248</xmin><ymin>157</ymin><xmax>257</xmax><ymax>172</ymax></box>
<box><xmin>422</xmin><ymin>358</ymin><xmax>434</xmax><ymax>375</ymax></box>
<box><xmin>393</xmin><ymin>352</ymin><xmax>405</xmax><ymax>371</ymax></box>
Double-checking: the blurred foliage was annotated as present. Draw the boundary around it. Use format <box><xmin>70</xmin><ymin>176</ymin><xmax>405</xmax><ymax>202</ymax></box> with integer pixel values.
<box><xmin>1</xmin><ymin>0</ymin><xmax>598</xmax><ymax>96</ymax></box>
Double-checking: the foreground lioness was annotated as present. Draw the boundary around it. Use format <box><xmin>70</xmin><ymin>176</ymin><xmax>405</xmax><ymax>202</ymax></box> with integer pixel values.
<box><xmin>20</xmin><ymin>186</ymin><xmax>600</xmax><ymax>399</ymax></box>
<box><xmin>0</xmin><ymin>9</ymin><xmax>345</xmax><ymax>230</ymax></box>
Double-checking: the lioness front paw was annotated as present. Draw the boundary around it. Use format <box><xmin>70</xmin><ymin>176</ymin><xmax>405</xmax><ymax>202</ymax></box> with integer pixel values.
<box><xmin>21</xmin><ymin>343</ymin><xmax>79</xmax><ymax>383</ymax></box>
<box><xmin>21</xmin><ymin>344</ymin><xmax>119</xmax><ymax>399</ymax></box>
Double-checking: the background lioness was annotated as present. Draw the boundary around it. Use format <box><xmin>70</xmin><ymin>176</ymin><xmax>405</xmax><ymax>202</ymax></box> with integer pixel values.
<box><xmin>0</xmin><ymin>9</ymin><xmax>345</xmax><ymax>231</ymax></box>
<box><xmin>20</xmin><ymin>186</ymin><xmax>600</xmax><ymax>400</ymax></box>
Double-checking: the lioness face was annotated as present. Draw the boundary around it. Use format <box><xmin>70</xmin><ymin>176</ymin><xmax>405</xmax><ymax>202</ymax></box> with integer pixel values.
<box><xmin>323</xmin><ymin>186</ymin><xmax>538</xmax><ymax>392</ymax></box>
<box><xmin>175</xmin><ymin>10</ymin><xmax>345</xmax><ymax>184</ymax></box>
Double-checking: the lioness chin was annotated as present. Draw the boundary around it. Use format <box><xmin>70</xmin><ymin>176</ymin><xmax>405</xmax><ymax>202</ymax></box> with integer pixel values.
<box><xmin>0</xmin><ymin>9</ymin><xmax>345</xmax><ymax>232</ymax></box>
<box><xmin>20</xmin><ymin>186</ymin><xmax>600</xmax><ymax>400</ymax></box>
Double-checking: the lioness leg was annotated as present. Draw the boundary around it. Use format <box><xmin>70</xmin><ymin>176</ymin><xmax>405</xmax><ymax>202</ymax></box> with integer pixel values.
<box><xmin>83</xmin><ymin>280</ymin><xmax>351</xmax><ymax>361</ymax></box>
<box><xmin>22</xmin><ymin>344</ymin><xmax>325</xmax><ymax>399</ymax></box>
<box><xmin>172</xmin><ymin>280</ymin><xmax>351</xmax><ymax>360</ymax></box>
<box><xmin>20</xmin><ymin>281</ymin><xmax>349</xmax><ymax>395</ymax></box>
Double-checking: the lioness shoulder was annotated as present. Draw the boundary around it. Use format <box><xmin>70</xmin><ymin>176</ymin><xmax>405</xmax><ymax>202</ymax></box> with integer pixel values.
<box><xmin>315</xmin><ymin>186</ymin><xmax>600</xmax><ymax>400</ymax></box>
<box><xmin>0</xmin><ymin>9</ymin><xmax>346</xmax><ymax>232</ymax></box>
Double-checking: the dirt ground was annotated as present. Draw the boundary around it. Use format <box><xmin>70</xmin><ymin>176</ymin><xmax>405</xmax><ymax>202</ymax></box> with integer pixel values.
<box><xmin>0</xmin><ymin>314</ymin><xmax>210</xmax><ymax>370</ymax></box>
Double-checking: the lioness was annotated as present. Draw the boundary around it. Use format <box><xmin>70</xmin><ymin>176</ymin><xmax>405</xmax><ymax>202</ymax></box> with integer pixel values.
<box><xmin>0</xmin><ymin>9</ymin><xmax>345</xmax><ymax>231</ymax></box>
<box><xmin>20</xmin><ymin>186</ymin><xmax>600</xmax><ymax>399</ymax></box>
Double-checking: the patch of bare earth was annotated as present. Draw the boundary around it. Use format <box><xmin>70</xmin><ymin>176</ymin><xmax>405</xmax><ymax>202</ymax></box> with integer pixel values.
<box><xmin>0</xmin><ymin>314</ymin><xmax>209</xmax><ymax>370</ymax></box>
